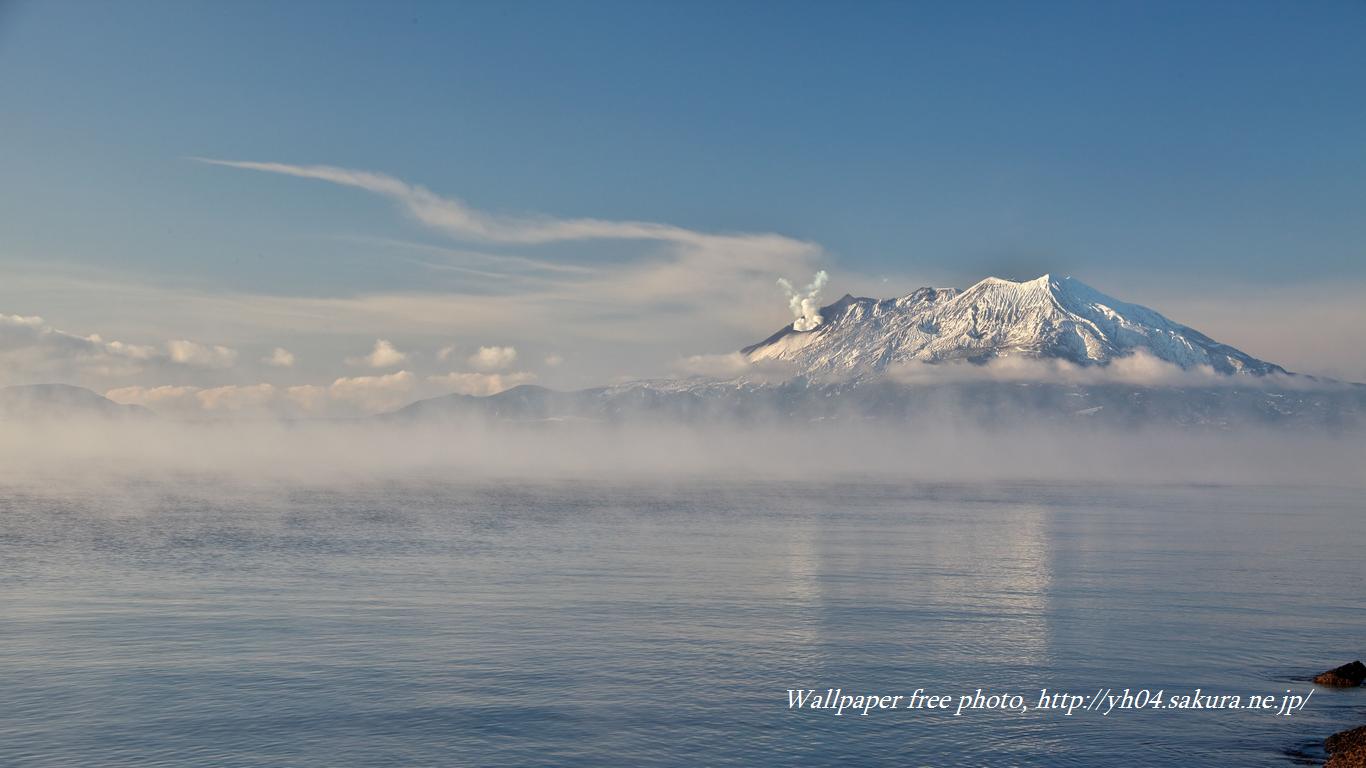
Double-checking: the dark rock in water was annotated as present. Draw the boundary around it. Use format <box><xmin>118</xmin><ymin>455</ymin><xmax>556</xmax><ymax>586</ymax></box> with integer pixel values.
<box><xmin>1327</xmin><ymin>746</ymin><xmax>1366</xmax><ymax>768</ymax></box>
<box><xmin>1328</xmin><ymin>725</ymin><xmax>1366</xmax><ymax>755</ymax></box>
<box><xmin>1315</xmin><ymin>660</ymin><xmax>1366</xmax><ymax>687</ymax></box>
<box><xmin>1326</xmin><ymin>725</ymin><xmax>1366</xmax><ymax>768</ymax></box>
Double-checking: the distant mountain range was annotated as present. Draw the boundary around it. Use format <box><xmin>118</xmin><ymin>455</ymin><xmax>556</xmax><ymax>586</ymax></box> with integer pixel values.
<box><xmin>0</xmin><ymin>383</ymin><xmax>150</xmax><ymax>420</ymax></box>
<box><xmin>393</xmin><ymin>275</ymin><xmax>1363</xmax><ymax>429</ymax></box>
<box><xmin>6</xmin><ymin>275</ymin><xmax>1364</xmax><ymax>429</ymax></box>
<box><xmin>389</xmin><ymin>378</ymin><xmax>1363</xmax><ymax>430</ymax></box>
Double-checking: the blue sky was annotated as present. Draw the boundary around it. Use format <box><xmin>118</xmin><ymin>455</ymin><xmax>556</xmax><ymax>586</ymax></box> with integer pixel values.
<box><xmin>2</xmin><ymin>0</ymin><xmax>1364</xmax><ymax>409</ymax></box>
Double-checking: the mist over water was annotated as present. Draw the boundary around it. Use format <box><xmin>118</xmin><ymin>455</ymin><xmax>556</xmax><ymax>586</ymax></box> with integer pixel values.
<box><xmin>1</xmin><ymin>417</ymin><xmax>1363</xmax><ymax>489</ymax></box>
<box><xmin>2</xmin><ymin>419</ymin><xmax>1363</xmax><ymax>766</ymax></box>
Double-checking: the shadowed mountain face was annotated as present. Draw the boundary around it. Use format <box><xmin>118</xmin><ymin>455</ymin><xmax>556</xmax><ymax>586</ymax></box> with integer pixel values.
<box><xmin>743</xmin><ymin>274</ymin><xmax>1284</xmax><ymax>378</ymax></box>
<box><xmin>0</xmin><ymin>384</ymin><xmax>151</xmax><ymax>420</ymax></box>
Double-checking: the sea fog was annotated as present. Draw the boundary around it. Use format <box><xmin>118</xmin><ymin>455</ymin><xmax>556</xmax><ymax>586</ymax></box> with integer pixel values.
<box><xmin>2</xmin><ymin>418</ymin><xmax>1363</xmax><ymax>767</ymax></box>
<box><xmin>2</xmin><ymin>416</ymin><xmax>1363</xmax><ymax>490</ymax></box>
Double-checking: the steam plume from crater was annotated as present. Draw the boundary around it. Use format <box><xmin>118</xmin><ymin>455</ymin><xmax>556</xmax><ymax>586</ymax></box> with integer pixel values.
<box><xmin>777</xmin><ymin>270</ymin><xmax>829</xmax><ymax>331</ymax></box>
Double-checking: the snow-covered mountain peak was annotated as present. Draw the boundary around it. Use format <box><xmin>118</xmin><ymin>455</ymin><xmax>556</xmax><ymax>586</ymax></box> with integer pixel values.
<box><xmin>742</xmin><ymin>273</ymin><xmax>1285</xmax><ymax>379</ymax></box>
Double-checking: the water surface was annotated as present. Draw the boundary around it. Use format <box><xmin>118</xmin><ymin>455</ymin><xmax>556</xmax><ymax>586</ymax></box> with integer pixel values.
<box><xmin>2</xmin><ymin>479</ymin><xmax>1362</xmax><ymax>766</ymax></box>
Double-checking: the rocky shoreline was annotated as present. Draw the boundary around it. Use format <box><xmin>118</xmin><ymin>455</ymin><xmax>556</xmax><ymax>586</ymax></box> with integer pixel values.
<box><xmin>1326</xmin><ymin>725</ymin><xmax>1366</xmax><ymax>768</ymax></box>
<box><xmin>1316</xmin><ymin>661</ymin><xmax>1365</xmax><ymax>767</ymax></box>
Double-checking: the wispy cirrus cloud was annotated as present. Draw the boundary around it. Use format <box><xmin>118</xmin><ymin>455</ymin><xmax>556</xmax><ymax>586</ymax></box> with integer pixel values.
<box><xmin>193</xmin><ymin>158</ymin><xmax>811</xmax><ymax>251</ymax></box>
<box><xmin>178</xmin><ymin>158</ymin><xmax>837</xmax><ymax>383</ymax></box>
<box><xmin>331</xmin><ymin>235</ymin><xmax>598</xmax><ymax>277</ymax></box>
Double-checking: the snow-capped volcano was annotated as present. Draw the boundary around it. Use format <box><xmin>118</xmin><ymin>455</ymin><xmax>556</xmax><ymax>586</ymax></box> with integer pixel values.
<box><xmin>391</xmin><ymin>274</ymin><xmax>1364</xmax><ymax>429</ymax></box>
<box><xmin>742</xmin><ymin>274</ymin><xmax>1284</xmax><ymax>378</ymax></box>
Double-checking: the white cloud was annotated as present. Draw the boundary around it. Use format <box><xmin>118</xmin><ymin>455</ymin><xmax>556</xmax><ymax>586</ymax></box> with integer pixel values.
<box><xmin>104</xmin><ymin>339</ymin><xmax>160</xmax><ymax>360</ymax></box>
<box><xmin>262</xmin><ymin>347</ymin><xmax>295</xmax><ymax>367</ymax></box>
<box><xmin>346</xmin><ymin>339</ymin><xmax>407</xmax><ymax>368</ymax></box>
<box><xmin>185</xmin><ymin>160</ymin><xmax>830</xmax><ymax>382</ymax></box>
<box><xmin>285</xmin><ymin>384</ymin><xmax>328</xmax><ymax>412</ymax></box>
<box><xmin>1</xmin><ymin>314</ymin><xmax>44</xmax><ymax>328</ymax></box>
<box><xmin>544</xmin><ymin>354</ymin><xmax>564</xmax><ymax>368</ymax></box>
<box><xmin>195</xmin><ymin>159</ymin><xmax>814</xmax><ymax>249</ymax></box>
<box><xmin>0</xmin><ymin>313</ymin><xmax>219</xmax><ymax>383</ymax></box>
<box><xmin>166</xmin><ymin>339</ymin><xmax>239</xmax><ymax>369</ymax></box>
<box><xmin>436</xmin><ymin>345</ymin><xmax>457</xmax><ymax>362</ymax></box>
<box><xmin>672</xmin><ymin>352</ymin><xmax>795</xmax><ymax>382</ymax></box>
<box><xmin>427</xmin><ymin>371</ymin><xmax>536</xmax><ymax>396</ymax></box>
<box><xmin>106</xmin><ymin>385</ymin><xmax>200</xmax><ymax>409</ymax></box>
<box><xmin>108</xmin><ymin>372</ymin><xmax>418</xmax><ymax>417</ymax></box>
<box><xmin>106</xmin><ymin>383</ymin><xmax>277</xmax><ymax>415</ymax></box>
<box><xmin>1</xmin><ymin>314</ymin><xmax>148</xmax><ymax>371</ymax></box>
<box><xmin>885</xmin><ymin>350</ymin><xmax>1319</xmax><ymax>388</ymax></box>
<box><xmin>13</xmin><ymin>159</ymin><xmax>1365</xmax><ymax>390</ymax></box>
<box><xmin>468</xmin><ymin>345</ymin><xmax>517</xmax><ymax>371</ymax></box>
<box><xmin>327</xmin><ymin>370</ymin><xmax>414</xmax><ymax>411</ymax></box>
<box><xmin>197</xmin><ymin>383</ymin><xmax>276</xmax><ymax>411</ymax></box>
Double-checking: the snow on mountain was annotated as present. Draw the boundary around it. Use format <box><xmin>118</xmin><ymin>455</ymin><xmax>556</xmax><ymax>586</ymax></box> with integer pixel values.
<box><xmin>742</xmin><ymin>274</ymin><xmax>1285</xmax><ymax>378</ymax></box>
<box><xmin>389</xmin><ymin>274</ymin><xmax>1366</xmax><ymax>428</ymax></box>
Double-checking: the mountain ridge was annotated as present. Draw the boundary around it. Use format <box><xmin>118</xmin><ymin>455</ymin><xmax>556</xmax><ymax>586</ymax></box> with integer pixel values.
<box><xmin>0</xmin><ymin>383</ymin><xmax>152</xmax><ymax>420</ymax></box>
<box><xmin>387</xmin><ymin>272</ymin><xmax>1366</xmax><ymax>428</ymax></box>
<box><xmin>742</xmin><ymin>274</ymin><xmax>1284</xmax><ymax>379</ymax></box>
<box><xmin>7</xmin><ymin>274</ymin><xmax>1359</xmax><ymax>428</ymax></box>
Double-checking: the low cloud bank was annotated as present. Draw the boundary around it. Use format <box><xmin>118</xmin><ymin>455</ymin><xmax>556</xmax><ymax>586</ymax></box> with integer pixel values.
<box><xmin>887</xmin><ymin>350</ymin><xmax>1338</xmax><ymax>389</ymax></box>
<box><xmin>426</xmin><ymin>371</ymin><xmax>535</xmax><ymax>396</ymax></box>
<box><xmin>666</xmin><ymin>348</ymin><xmax>1346</xmax><ymax>390</ymax></box>
<box><xmin>0</xmin><ymin>417</ymin><xmax>1361</xmax><ymax>490</ymax></box>
<box><xmin>1</xmin><ymin>313</ymin><xmax>244</xmax><ymax>380</ymax></box>
<box><xmin>105</xmin><ymin>368</ymin><xmax>543</xmax><ymax>417</ymax></box>
<box><xmin>671</xmin><ymin>352</ymin><xmax>794</xmax><ymax>382</ymax></box>
<box><xmin>108</xmin><ymin>371</ymin><xmax>419</xmax><ymax>417</ymax></box>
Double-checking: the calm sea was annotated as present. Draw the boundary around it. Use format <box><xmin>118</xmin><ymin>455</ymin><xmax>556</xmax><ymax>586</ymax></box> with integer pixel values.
<box><xmin>2</xmin><ymin>478</ymin><xmax>1362</xmax><ymax>766</ymax></box>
